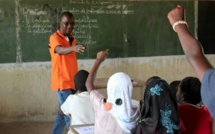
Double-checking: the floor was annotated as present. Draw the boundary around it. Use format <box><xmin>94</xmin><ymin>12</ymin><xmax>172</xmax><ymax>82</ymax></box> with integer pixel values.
<box><xmin>0</xmin><ymin>121</ymin><xmax>67</xmax><ymax>134</ymax></box>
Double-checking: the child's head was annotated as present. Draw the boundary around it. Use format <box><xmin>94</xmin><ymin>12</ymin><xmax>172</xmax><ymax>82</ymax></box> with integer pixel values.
<box><xmin>139</xmin><ymin>78</ymin><xmax>180</xmax><ymax>133</ymax></box>
<box><xmin>145</xmin><ymin>76</ymin><xmax>161</xmax><ymax>86</ymax></box>
<box><xmin>74</xmin><ymin>70</ymin><xmax>89</xmax><ymax>93</ymax></box>
<box><xmin>105</xmin><ymin>72</ymin><xmax>140</xmax><ymax>133</ymax></box>
<box><xmin>106</xmin><ymin>72</ymin><xmax>133</xmax><ymax>113</ymax></box>
<box><xmin>177</xmin><ymin>76</ymin><xmax>201</xmax><ymax>105</ymax></box>
<box><xmin>170</xmin><ymin>80</ymin><xmax>181</xmax><ymax>98</ymax></box>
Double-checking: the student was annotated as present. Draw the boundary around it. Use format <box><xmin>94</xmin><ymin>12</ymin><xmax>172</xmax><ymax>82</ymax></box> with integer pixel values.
<box><xmin>134</xmin><ymin>77</ymin><xmax>180</xmax><ymax>134</ymax></box>
<box><xmin>86</xmin><ymin>50</ymin><xmax>140</xmax><ymax>134</ymax></box>
<box><xmin>139</xmin><ymin>76</ymin><xmax>161</xmax><ymax>110</ymax></box>
<box><xmin>60</xmin><ymin>70</ymin><xmax>95</xmax><ymax>134</ymax></box>
<box><xmin>170</xmin><ymin>80</ymin><xmax>181</xmax><ymax>99</ymax></box>
<box><xmin>167</xmin><ymin>5</ymin><xmax>215</xmax><ymax>119</ymax></box>
<box><xmin>177</xmin><ymin>77</ymin><xmax>213</xmax><ymax>134</ymax></box>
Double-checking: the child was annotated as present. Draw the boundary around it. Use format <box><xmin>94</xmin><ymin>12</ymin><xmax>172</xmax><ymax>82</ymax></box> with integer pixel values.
<box><xmin>170</xmin><ymin>80</ymin><xmax>181</xmax><ymax>99</ymax></box>
<box><xmin>177</xmin><ymin>77</ymin><xmax>213</xmax><ymax>134</ymax></box>
<box><xmin>167</xmin><ymin>5</ymin><xmax>215</xmax><ymax>119</ymax></box>
<box><xmin>134</xmin><ymin>77</ymin><xmax>180</xmax><ymax>134</ymax></box>
<box><xmin>86</xmin><ymin>50</ymin><xmax>140</xmax><ymax>134</ymax></box>
<box><xmin>60</xmin><ymin>70</ymin><xmax>95</xmax><ymax>134</ymax></box>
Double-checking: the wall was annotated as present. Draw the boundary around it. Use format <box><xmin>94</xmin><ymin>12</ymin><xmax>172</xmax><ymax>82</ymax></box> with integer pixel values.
<box><xmin>1</xmin><ymin>55</ymin><xmax>215</xmax><ymax>121</ymax></box>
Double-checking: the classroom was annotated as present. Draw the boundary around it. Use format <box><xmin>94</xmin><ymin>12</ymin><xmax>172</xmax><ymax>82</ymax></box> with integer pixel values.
<box><xmin>0</xmin><ymin>0</ymin><xmax>215</xmax><ymax>133</ymax></box>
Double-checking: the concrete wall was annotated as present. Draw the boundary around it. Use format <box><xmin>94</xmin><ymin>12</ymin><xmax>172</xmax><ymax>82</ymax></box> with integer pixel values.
<box><xmin>1</xmin><ymin>55</ymin><xmax>215</xmax><ymax>121</ymax></box>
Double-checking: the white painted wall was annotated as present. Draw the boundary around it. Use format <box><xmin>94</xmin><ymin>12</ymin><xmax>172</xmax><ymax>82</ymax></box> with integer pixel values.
<box><xmin>0</xmin><ymin>55</ymin><xmax>215</xmax><ymax>121</ymax></box>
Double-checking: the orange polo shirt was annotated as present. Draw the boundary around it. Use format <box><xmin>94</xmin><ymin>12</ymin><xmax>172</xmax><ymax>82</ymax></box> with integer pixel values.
<box><xmin>49</xmin><ymin>30</ymin><xmax>78</xmax><ymax>91</ymax></box>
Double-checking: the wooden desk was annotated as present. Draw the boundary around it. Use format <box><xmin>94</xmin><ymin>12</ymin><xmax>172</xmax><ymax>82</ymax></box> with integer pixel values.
<box><xmin>94</xmin><ymin>77</ymin><xmax>145</xmax><ymax>99</ymax></box>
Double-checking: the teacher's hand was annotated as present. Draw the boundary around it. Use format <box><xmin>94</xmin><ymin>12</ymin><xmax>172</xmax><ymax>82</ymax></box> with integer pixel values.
<box><xmin>75</xmin><ymin>44</ymin><xmax>86</xmax><ymax>54</ymax></box>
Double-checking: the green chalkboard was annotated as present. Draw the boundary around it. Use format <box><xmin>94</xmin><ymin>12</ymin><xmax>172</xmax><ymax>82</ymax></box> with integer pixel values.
<box><xmin>0</xmin><ymin>0</ymin><xmax>195</xmax><ymax>63</ymax></box>
<box><xmin>18</xmin><ymin>0</ymin><xmax>61</xmax><ymax>62</ymax></box>
<box><xmin>125</xmin><ymin>1</ymin><xmax>195</xmax><ymax>57</ymax></box>
<box><xmin>0</xmin><ymin>0</ymin><xmax>16</xmax><ymax>63</ymax></box>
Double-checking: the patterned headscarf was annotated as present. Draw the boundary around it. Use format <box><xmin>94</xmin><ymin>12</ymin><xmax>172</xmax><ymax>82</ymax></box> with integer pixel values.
<box><xmin>107</xmin><ymin>72</ymin><xmax>140</xmax><ymax>133</ymax></box>
<box><xmin>134</xmin><ymin>79</ymin><xmax>180</xmax><ymax>134</ymax></box>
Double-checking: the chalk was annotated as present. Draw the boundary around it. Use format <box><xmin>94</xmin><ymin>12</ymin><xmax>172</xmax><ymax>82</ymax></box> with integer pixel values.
<box><xmin>123</xmin><ymin>34</ymin><xmax>128</xmax><ymax>42</ymax></box>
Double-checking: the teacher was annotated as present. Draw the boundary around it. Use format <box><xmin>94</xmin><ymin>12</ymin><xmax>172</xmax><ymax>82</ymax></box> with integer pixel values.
<box><xmin>48</xmin><ymin>11</ymin><xmax>85</xmax><ymax>134</ymax></box>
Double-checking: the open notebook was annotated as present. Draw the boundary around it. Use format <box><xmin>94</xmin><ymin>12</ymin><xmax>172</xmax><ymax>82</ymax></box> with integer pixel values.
<box><xmin>72</xmin><ymin>124</ymin><xmax>94</xmax><ymax>134</ymax></box>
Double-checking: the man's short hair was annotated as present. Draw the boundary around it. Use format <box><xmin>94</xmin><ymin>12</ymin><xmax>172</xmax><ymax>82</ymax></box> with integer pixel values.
<box><xmin>60</xmin><ymin>11</ymin><xmax>74</xmax><ymax>20</ymax></box>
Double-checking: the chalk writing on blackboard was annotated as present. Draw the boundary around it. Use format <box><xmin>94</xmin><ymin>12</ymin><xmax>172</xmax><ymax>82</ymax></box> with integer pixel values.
<box><xmin>0</xmin><ymin>9</ymin><xmax>4</xmax><ymax>22</ymax></box>
<box><xmin>20</xmin><ymin>8</ymin><xmax>51</xmax><ymax>33</ymax></box>
<box><xmin>66</xmin><ymin>7</ymin><xmax>134</xmax><ymax>15</ymax></box>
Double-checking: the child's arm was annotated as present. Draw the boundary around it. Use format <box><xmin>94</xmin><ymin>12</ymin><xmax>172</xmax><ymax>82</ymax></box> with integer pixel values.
<box><xmin>58</xmin><ymin>108</ymin><xmax>72</xmax><ymax>119</ymax></box>
<box><xmin>58</xmin><ymin>108</ymin><xmax>65</xmax><ymax>115</ymax></box>
<box><xmin>167</xmin><ymin>5</ymin><xmax>213</xmax><ymax>82</ymax></box>
<box><xmin>86</xmin><ymin>49</ymin><xmax>108</xmax><ymax>92</ymax></box>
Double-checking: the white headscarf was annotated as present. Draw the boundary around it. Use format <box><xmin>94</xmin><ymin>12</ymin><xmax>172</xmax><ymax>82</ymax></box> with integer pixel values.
<box><xmin>107</xmin><ymin>72</ymin><xmax>140</xmax><ymax>133</ymax></box>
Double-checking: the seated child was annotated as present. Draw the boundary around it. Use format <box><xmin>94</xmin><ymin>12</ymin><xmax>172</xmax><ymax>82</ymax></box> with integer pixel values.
<box><xmin>134</xmin><ymin>77</ymin><xmax>180</xmax><ymax>134</ymax></box>
<box><xmin>86</xmin><ymin>50</ymin><xmax>140</xmax><ymax>134</ymax></box>
<box><xmin>170</xmin><ymin>80</ymin><xmax>181</xmax><ymax>99</ymax></box>
<box><xmin>60</xmin><ymin>70</ymin><xmax>95</xmax><ymax>134</ymax></box>
<box><xmin>177</xmin><ymin>76</ymin><xmax>213</xmax><ymax>134</ymax></box>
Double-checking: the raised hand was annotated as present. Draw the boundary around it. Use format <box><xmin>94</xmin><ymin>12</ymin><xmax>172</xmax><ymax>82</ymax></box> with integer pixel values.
<box><xmin>96</xmin><ymin>49</ymin><xmax>109</xmax><ymax>62</ymax></box>
<box><xmin>167</xmin><ymin>5</ymin><xmax>184</xmax><ymax>26</ymax></box>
